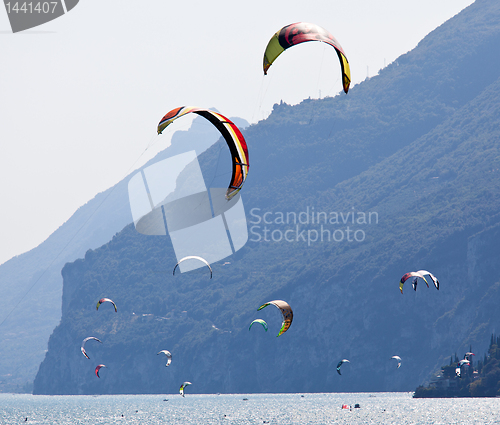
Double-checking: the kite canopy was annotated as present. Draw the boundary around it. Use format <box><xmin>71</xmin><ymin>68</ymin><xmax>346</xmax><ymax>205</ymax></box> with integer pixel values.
<box><xmin>173</xmin><ymin>256</ymin><xmax>213</xmax><ymax>278</ymax></box>
<box><xmin>263</xmin><ymin>22</ymin><xmax>351</xmax><ymax>93</ymax></box>
<box><xmin>336</xmin><ymin>359</ymin><xmax>350</xmax><ymax>375</ymax></box>
<box><xmin>157</xmin><ymin>350</ymin><xmax>172</xmax><ymax>367</ymax></box>
<box><xmin>249</xmin><ymin>319</ymin><xmax>268</xmax><ymax>332</ymax></box>
<box><xmin>95</xmin><ymin>364</ymin><xmax>106</xmax><ymax>378</ymax></box>
<box><xmin>96</xmin><ymin>298</ymin><xmax>117</xmax><ymax>312</ymax></box>
<box><xmin>399</xmin><ymin>272</ymin><xmax>428</xmax><ymax>294</ymax></box>
<box><xmin>391</xmin><ymin>355</ymin><xmax>402</xmax><ymax>369</ymax></box>
<box><xmin>157</xmin><ymin>106</ymin><xmax>249</xmax><ymax>200</ymax></box>
<box><xmin>180</xmin><ymin>381</ymin><xmax>192</xmax><ymax>397</ymax></box>
<box><xmin>80</xmin><ymin>337</ymin><xmax>102</xmax><ymax>360</ymax></box>
<box><xmin>257</xmin><ymin>300</ymin><xmax>293</xmax><ymax>337</ymax></box>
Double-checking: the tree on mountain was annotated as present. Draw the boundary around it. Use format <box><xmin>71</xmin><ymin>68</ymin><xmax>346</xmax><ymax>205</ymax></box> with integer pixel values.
<box><xmin>416</xmin><ymin>334</ymin><xmax>500</xmax><ymax>397</ymax></box>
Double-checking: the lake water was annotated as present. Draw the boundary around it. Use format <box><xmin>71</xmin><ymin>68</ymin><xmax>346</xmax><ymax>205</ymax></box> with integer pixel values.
<box><xmin>1</xmin><ymin>392</ymin><xmax>499</xmax><ymax>424</ymax></box>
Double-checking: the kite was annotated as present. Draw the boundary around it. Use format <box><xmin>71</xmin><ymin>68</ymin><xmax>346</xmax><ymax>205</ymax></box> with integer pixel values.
<box><xmin>337</xmin><ymin>359</ymin><xmax>350</xmax><ymax>375</ymax></box>
<box><xmin>257</xmin><ymin>300</ymin><xmax>293</xmax><ymax>337</ymax></box>
<box><xmin>391</xmin><ymin>356</ymin><xmax>402</xmax><ymax>369</ymax></box>
<box><xmin>80</xmin><ymin>337</ymin><xmax>102</xmax><ymax>360</ymax></box>
<box><xmin>96</xmin><ymin>298</ymin><xmax>117</xmax><ymax>312</ymax></box>
<box><xmin>180</xmin><ymin>381</ymin><xmax>192</xmax><ymax>397</ymax></box>
<box><xmin>157</xmin><ymin>350</ymin><xmax>172</xmax><ymax>367</ymax></box>
<box><xmin>157</xmin><ymin>107</ymin><xmax>249</xmax><ymax>200</ymax></box>
<box><xmin>399</xmin><ymin>272</ymin><xmax>428</xmax><ymax>294</ymax></box>
<box><xmin>95</xmin><ymin>364</ymin><xmax>107</xmax><ymax>378</ymax></box>
<box><xmin>464</xmin><ymin>352</ymin><xmax>475</xmax><ymax>360</ymax></box>
<box><xmin>249</xmin><ymin>319</ymin><xmax>268</xmax><ymax>332</ymax></box>
<box><xmin>173</xmin><ymin>256</ymin><xmax>213</xmax><ymax>279</ymax></box>
<box><xmin>263</xmin><ymin>22</ymin><xmax>351</xmax><ymax>93</ymax></box>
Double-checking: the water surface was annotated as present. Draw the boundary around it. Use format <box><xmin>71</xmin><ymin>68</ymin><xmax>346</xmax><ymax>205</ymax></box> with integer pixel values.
<box><xmin>1</xmin><ymin>392</ymin><xmax>499</xmax><ymax>424</ymax></box>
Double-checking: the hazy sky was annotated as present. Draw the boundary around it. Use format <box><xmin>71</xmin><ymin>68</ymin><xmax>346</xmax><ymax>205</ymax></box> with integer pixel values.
<box><xmin>0</xmin><ymin>0</ymin><xmax>475</xmax><ymax>265</ymax></box>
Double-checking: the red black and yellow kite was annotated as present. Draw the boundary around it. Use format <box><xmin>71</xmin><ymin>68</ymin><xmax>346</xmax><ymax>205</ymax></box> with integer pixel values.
<box><xmin>157</xmin><ymin>107</ymin><xmax>249</xmax><ymax>200</ymax></box>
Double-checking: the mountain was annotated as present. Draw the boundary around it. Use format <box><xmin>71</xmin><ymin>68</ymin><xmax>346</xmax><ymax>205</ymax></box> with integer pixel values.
<box><xmin>33</xmin><ymin>0</ymin><xmax>500</xmax><ymax>394</ymax></box>
<box><xmin>0</xmin><ymin>114</ymin><xmax>247</xmax><ymax>393</ymax></box>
